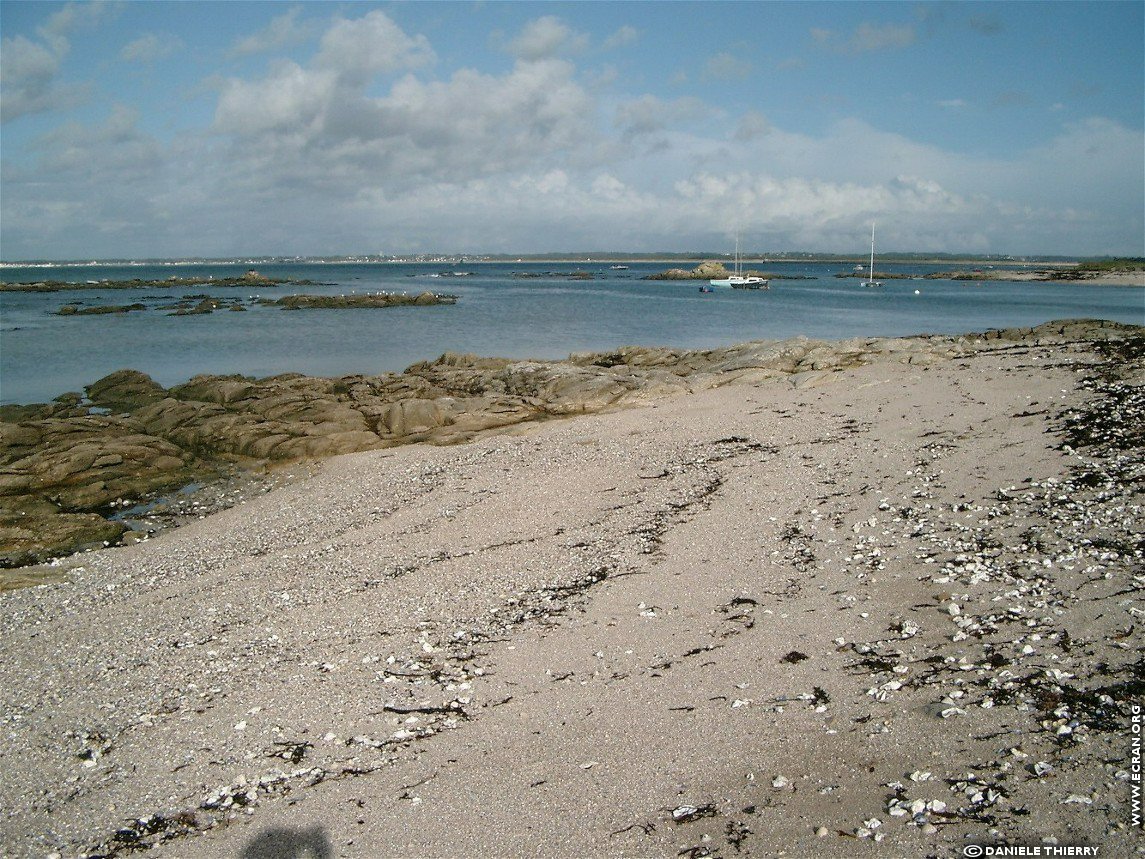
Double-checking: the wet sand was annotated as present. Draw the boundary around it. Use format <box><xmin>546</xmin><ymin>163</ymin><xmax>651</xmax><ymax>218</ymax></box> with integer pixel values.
<box><xmin>0</xmin><ymin>324</ymin><xmax>1141</xmax><ymax>858</ymax></box>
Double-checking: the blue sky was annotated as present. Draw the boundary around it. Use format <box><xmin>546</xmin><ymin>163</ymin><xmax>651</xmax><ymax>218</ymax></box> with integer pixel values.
<box><xmin>1</xmin><ymin>0</ymin><xmax>1142</xmax><ymax>260</ymax></box>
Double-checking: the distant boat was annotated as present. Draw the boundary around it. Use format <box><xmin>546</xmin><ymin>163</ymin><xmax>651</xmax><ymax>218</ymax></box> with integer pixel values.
<box><xmin>861</xmin><ymin>224</ymin><xmax>883</xmax><ymax>288</ymax></box>
<box><xmin>610</xmin><ymin>264</ymin><xmax>629</xmax><ymax>270</ymax></box>
<box><xmin>710</xmin><ymin>235</ymin><xmax>769</xmax><ymax>289</ymax></box>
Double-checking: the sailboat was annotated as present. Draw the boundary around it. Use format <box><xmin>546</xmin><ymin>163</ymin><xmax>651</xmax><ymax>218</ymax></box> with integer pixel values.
<box><xmin>861</xmin><ymin>223</ymin><xmax>883</xmax><ymax>288</ymax></box>
<box><xmin>710</xmin><ymin>235</ymin><xmax>768</xmax><ymax>289</ymax></box>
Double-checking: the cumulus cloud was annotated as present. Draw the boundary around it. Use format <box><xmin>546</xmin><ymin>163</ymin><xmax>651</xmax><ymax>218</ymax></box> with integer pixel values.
<box><xmin>215</xmin><ymin>37</ymin><xmax>596</xmax><ymax>198</ymax></box>
<box><xmin>214</xmin><ymin>61</ymin><xmax>337</xmax><ymax>136</ymax></box>
<box><xmin>733</xmin><ymin>110</ymin><xmax>770</xmax><ymax>142</ymax></box>
<box><xmin>614</xmin><ymin>94</ymin><xmax>713</xmax><ymax>137</ymax></box>
<box><xmin>1</xmin><ymin>35</ymin><xmax>69</xmax><ymax>122</ymax></box>
<box><xmin>230</xmin><ymin>7</ymin><xmax>315</xmax><ymax>57</ymax></box>
<box><xmin>38</xmin><ymin>105</ymin><xmax>162</xmax><ymax>175</ymax></box>
<box><xmin>2</xmin><ymin>6</ymin><xmax>1141</xmax><ymax>259</ymax></box>
<box><xmin>508</xmin><ymin>16</ymin><xmax>588</xmax><ymax>61</ymax></box>
<box><xmin>603</xmin><ymin>25</ymin><xmax>638</xmax><ymax>51</ymax></box>
<box><xmin>1</xmin><ymin>2</ymin><xmax>114</xmax><ymax>123</ymax></box>
<box><xmin>314</xmin><ymin>10</ymin><xmax>435</xmax><ymax>81</ymax></box>
<box><xmin>120</xmin><ymin>33</ymin><xmax>181</xmax><ymax>64</ymax></box>
<box><xmin>214</xmin><ymin>10</ymin><xmax>437</xmax><ymax>138</ymax></box>
<box><xmin>703</xmin><ymin>51</ymin><xmax>753</xmax><ymax>81</ymax></box>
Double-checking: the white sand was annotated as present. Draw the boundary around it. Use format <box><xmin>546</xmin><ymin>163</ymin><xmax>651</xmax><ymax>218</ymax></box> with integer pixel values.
<box><xmin>1</xmin><ymin>331</ymin><xmax>1140</xmax><ymax>858</ymax></box>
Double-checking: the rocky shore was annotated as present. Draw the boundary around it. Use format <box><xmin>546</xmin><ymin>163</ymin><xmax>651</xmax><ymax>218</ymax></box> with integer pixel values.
<box><xmin>0</xmin><ymin>318</ymin><xmax>1140</xmax><ymax>858</ymax></box>
<box><xmin>1</xmin><ymin>320</ymin><xmax>1139</xmax><ymax>571</ymax></box>
<box><xmin>0</xmin><ymin>270</ymin><xmax>309</xmax><ymax>292</ymax></box>
<box><xmin>831</xmin><ymin>268</ymin><xmax>1145</xmax><ymax>286</ymax></box>
<box><xmin>931</xmin><ymin>269</ymin><xmax>1145</xmax><ymax>286</ymax></box>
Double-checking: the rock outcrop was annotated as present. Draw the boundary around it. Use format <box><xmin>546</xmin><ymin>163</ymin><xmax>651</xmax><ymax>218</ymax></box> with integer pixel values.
<box><xmin>1</xmin><ymin>319</ymin><xmax>1138</xmax><ymax>567</ymax></box>
<box><xmin>643</xmin><ymin>261</ymin><xmax>772</xmax><ymax>280</ymax></box>
<box><xmin>273</xmin><ymin>292</ymin><xmax>456</xmax><ymax>309</ymax></box>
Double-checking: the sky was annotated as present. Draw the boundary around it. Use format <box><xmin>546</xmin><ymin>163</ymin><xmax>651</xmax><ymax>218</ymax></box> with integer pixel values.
<box><xmin>1</xmin><ymin>1</ymin><xmax>1142</xmax><ymax>260</ymax></box>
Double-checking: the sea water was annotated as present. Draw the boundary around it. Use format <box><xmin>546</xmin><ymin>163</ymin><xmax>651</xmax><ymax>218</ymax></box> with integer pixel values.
<box><xmin>0</xmin><ymin>261</ymin><xmax>1141</xmax><ymax>405</ymax></box>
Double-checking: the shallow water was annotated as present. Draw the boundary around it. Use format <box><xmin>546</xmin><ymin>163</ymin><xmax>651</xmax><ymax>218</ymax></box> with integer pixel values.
<box><xmin>1</xmin><ymin>261</ymin><xmax>1141</xmax><ymax>404</ymax></box>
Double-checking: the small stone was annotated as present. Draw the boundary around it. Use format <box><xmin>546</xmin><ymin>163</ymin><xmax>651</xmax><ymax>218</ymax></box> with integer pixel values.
<box><xmin>815</xmin><ymin>826</ymin><xmax>829</xmax><ymax>837</ymax></box>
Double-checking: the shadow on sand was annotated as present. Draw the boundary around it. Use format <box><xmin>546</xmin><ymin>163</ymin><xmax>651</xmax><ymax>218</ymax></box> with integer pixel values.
<box><xmin>240</xmin><ymin>825</ymin><xmax>331</xmax><ymax>859</ymax></box>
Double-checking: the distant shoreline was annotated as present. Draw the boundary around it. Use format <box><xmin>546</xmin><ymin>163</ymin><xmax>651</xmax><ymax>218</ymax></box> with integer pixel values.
<box><xmin>1</xmin><ymin>256</ymin><xmax>1137</xmax><ymax>268</ymax></box>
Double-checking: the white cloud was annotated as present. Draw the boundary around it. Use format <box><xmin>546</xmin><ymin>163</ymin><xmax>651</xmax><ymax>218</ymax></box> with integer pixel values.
<box><xmin>603</xmin><ymin>25</ymin><xmax>638</xmax><ymax>51</ymax></box>
<box><xmin>215</xmin><ymin>43</ymin><xmax>596</xmax><ymax>196</ymax></box>
<box><xmin>508</xmin><ymin>16</ymin><xmax>588</xmax><ymax>61</ymax></box>
<box><xmin>0</xmin><ymin>34</ymin><xmax>69</xmax><ymax>121</ymax></box>
<box><xmin>314</xmin><ymin>10</ymin><xmax>435</xmax><ymax>81</ymax></box>
<box><xmin>214</xmin><ymin>61</ymin><xmax>337</xmax><ymax>137</ymax></box>
<box><xmin>2</xmin><ymin>8</ymin><xmax>1141</xmax><ymax>259</ymax></box>
<box><xmin>39</xmin><ymin>105</ymin><xmax>162</xmax><ymax>175</ymax></box>
<box><xmin>0</xmin><ymin>2</ymin><xmax>112</xmax><ymax>123</ymax></box>
<box><xmin>214</xmin><ymin>10</ymin><xmax>436</xmax><ymax>138</ymax></box>
<box><xmin>120</xmin><ymin>33</ymin><xmax>181</xmax><ymax>65</ymax></box>
<box><xmin>614</xmin><ymin>94</ymin><xmax>713</xmax><ymax>137</ymax></box>
<box><xmin>703</xmin><ymin>51</ymin><xmax>753</xmax><ymax>81</ymax></box>
<box><xmin>230</xmin><ymin>7</ymin><xmax>314</xmax><ymax>57</ymax></box>
<box><xmin>733</xmin><ymin>110</ymin><xmax>770</xmax><ymax>142</ymax></box>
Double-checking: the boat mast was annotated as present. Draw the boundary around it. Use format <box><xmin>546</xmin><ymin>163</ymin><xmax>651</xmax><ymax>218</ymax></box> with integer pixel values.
<box><xmin>869</xmin><ymin>223</ymin><xmax>876</xmax><ymax>279</ymax></box>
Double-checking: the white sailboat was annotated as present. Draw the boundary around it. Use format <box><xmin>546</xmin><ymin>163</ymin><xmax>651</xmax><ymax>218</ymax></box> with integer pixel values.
<box><xmin>710</xmin><ymin>235</ymin><xmax>768</xmax><ymax>289</ymax></box>
<box><xmin>861</xmin><ymin>223</ymin><xmax>882</xmax><ymax>287</ymax></box>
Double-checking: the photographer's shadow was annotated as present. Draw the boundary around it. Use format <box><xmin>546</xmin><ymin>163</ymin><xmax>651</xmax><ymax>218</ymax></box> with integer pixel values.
<box><xmin>240</xmin><ymin>825</ymin><xmax>331</xmax><ymax>859</ymax></box>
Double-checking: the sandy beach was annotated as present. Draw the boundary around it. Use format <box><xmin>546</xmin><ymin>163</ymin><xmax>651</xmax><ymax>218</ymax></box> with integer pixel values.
<box><xmin>1</xmin><ymin>321</ymin><xmax>1141</xmax><ymax>858</ymax></box>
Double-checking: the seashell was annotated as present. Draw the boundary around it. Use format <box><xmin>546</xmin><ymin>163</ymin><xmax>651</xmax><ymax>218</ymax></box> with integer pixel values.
<box><xmin>672</xmin><ymin>805</ymin><xmax>699</xmax><ymax>821</ymax></box>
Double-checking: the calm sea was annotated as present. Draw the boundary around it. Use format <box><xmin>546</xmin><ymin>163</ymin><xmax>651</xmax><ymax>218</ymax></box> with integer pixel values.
<box><xmin>1</xmin><ymin>261</ymin><xmax>1141</xmax><ymax>405</ymax></box>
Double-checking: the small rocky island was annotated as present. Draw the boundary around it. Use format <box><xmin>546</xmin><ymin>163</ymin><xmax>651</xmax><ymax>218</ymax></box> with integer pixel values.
<box><xmin>643</xmin><ymin>261</ymin><xmax>803</xmax><ymax>280</ymax></box>
<box><xmin>272</xmin><ymin>292</ymin><xmax>457</xmax><ymax>309</ymax></box>
<box><xmin>50</xmin><ymin>291</ymin><xmax>457</xmax><ymax>318</ymax></box>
